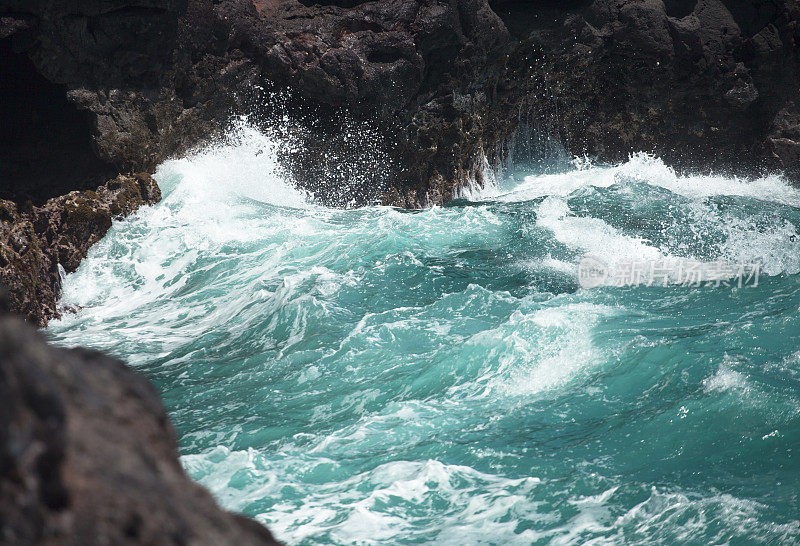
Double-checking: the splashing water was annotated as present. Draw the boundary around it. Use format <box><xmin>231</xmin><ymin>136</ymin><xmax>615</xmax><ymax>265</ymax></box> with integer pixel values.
<box><xmin>48</xmin><ymin>122</ymin><xmax>800</xmax><ymax>545</ymax></box>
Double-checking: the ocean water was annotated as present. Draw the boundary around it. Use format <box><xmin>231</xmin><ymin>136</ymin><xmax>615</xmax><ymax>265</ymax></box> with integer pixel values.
<box><xmin>48</xmin><ymin>122</ymin><xmax>800</xmax><ymax>545</ymax></box>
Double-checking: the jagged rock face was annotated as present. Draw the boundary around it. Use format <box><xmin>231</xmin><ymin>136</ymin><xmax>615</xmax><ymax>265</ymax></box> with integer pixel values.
<box><xmin>0</xmin><ymin>175</ymin><xmax>161</xmax><ymax>326</ymax></box>
<box><xmin>243</xmin><ymin>0</ymin><xmax>518</xmax><ymax>207</ymax></box>
<box><xmin>2</xmin><ymin>0</ymin><xmax>800</xmax><ymax>323</ymax></box>
<box><xmin>3</xmin><ymin>1</ymin><xmax>800</xmax><ymax>209</ymax></box>
<box><xmin>0</xmin><ymin>314</ymin><xmax>280</xmax><ymax>545</ymax></box>
<box><xmin>495</xmin><ymin>0</ymin><xmax>800</xmax><ymax>176</ymax></box>
<box><xmin>1</xmin><ymin>0</ymin><xmax>519</xmax><ymax>207</ymax></box>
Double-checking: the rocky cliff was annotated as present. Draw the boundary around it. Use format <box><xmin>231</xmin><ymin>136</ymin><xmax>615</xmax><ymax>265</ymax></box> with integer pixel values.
<box><xmin>1</xmin><ymin>0</ymin><xmax>520</xmax><ymax>208</ymax></box>
<box><xmin>2</xmin><ymin>1</ymin><xmax>800</xmax><ymax>322</ymax></box>
<box><xmin>0</xmin><ymin>175</ymin><xmax>161</xmax><ymax>326</ymax></box>
<box><xmin>496</xmin><ymin>0</ymin><xmax>800</xmax><ymax>176</ymax></box>
<box><xmin>3</xmin><ymin>0</ymin><xmax>799</xmax><ymax>205</ymax></box>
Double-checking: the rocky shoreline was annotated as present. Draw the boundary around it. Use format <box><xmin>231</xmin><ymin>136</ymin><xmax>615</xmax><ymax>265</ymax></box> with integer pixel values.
<box><xmin>3</xmin><ymin>0</ymin><xmax>800</xmax><ymax>323</ymax></box>
<box><xmin>0</xmin><ymin>174</ymin><xmax>161</xmax><ymax>326</ymax></box>
<box><xmin>502</xmin><ymin>0</ymin><xmax>800</xmax><ymax>176</ymax></box>
<box><xmin>1</xmin><ymin>0</ymin><xmax>800</xmax><ymax>543</ymax></box>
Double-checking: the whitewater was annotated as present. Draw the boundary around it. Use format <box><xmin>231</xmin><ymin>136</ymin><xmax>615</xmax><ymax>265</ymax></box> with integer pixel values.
<box><xmin>48</xmin><ymin>121</ymin><xmax>800</xmax><ymax>545</ymax></box>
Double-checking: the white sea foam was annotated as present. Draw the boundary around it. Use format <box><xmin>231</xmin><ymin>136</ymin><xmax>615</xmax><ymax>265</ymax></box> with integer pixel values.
<box><xmin>703</xmin><ymin>365</ymin><xmax>748</xmax><ymax>394</ymax></box>
<box><xmin>46</xmin><ymin>125</ymin><xmax>800</xmax><ymax>546</ymax></box>
<box><xmin>550</xmin><ymin>487</ymin><xmax>800</xmax><ymax>545</ymax></box>
<box><xmin>536</xmin><ymin>196</ymin><xmax>664</xmax><ymax>266</ymax></box>
<box><xmin>451</xmin><ymin>300</ymin><xmax>619</xmax><ymax>400</ymax></box>
<box><xmin>534</xmin><ymin>187</ymin><xmax>800</xmax><ymax>283</ymax></box>
<box><xmin>50</xmin><ymin>121</ymin><xmax>324</xmax><ymax>353</ymax></box>
<box><xmin>183</xmin><ymin>447</ymin><xmax>543</xmax><ymax>545</ymax></box>
<box><xmin>184</xmin><ymin>442</ymin><xmax>800</xmax><ymax>545</ymax></box>
<box><xmin>156</xmin><ymin>117</ymin><xmax>311</xmax><ymax>208</ymax></box>
<box><xmin>456</xmin><ymin>153</ymin><xmax>500</xmax><ymax>201</ymax></box>
<box><xmin>493</xmin><ymin>153</ymin><xmax>800</xmax><ymax>207</ymax></box>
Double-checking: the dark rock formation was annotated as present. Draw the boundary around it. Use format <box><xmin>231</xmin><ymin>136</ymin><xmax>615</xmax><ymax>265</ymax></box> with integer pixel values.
<box><xmin>0</xmin><ymin>175</ymin><xmax>161</xmax><ymax>326</ymax></box>
<box><xmin>2</xmin><ymin>0</ymin><xmax>800</xmax><ymax>322</ymax></box>
<box><xmin>495</xmin><ymin>0</ymin><xmax>800</xmax><ymax>176</ymax></box>
<box><xmin>1</xmin><ymin>0</ymin><xmax>519</xmax><ymax>208</ymax></box>
<box><xmin>3</xmin><ymin>0</ymin><xmax>797</xmax><ymax>209</ymax></box>
<box><xmin>241</xmin><ymin>0</ymin><xmax>519</xmax><ymax>207</ymax></box>
<box><xmin>3</xmin><ymin>0</ymin><xmax>800</xmax><ymax>203</ymax></box>
<box><xmin>0</xmin><ymin>312</ymin><xmax>280</xmax><ymax>545</ymax></box>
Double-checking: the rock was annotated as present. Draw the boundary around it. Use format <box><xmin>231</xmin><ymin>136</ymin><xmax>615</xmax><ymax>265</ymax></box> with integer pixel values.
<box><xmin>0</xmin><ymin>313</ymin><xmax>281</xmax><ymax>545</ymax></box>
<box><xmin>0</xmin><ymin>202</ymin><xmax>52</xmax><ymax>326</ymax></box>
<box><xmin>188</xmin><ymin>0</ymin><xmax>518</xmax><ymax>207</ymax></box>
<box><xmin>2</xmin><ymin>0</ymin><xmax>518</xmax><ymax>208</ymax></box>
<box><xmin>769</xmin><ymin>103</ymin><xmax>800</xmax><ymax>174</ymax></box>
<box><xmin>497</xmin><ymin>0</ymin><xmax>800</xmax><ymax>176</ymax></box>
<box><xmin>771</xmin><ymin>103</ymin><xmax>800</xmax><ymax>141</ymax></box>
<box><xmin>3</xmin><ymin>0</ymin><xmax>800</xmax><ymax>320</ymax></box>
<box><xmin>694</xmin><ymin>0</ymin><xmax>742</xmax><ymax>55</ymax></box>
<box><xmin>0</xmin><ymin>174</ymin><xmax>161</xmax><ymax>325</ymax></box>
<box><xmin>4</xmin><ymin>0</ymin><xmax>800</xmax><ymax>212</ymax></box>
<box><xmin>770</xmin><ymin>137</ymin><xmax>800</xmax><ymax>169</ymax></box>
<box><xmin>725</xmin><ymin>78</ymin><xmax>759</xmax><ymax>110</ymax></box>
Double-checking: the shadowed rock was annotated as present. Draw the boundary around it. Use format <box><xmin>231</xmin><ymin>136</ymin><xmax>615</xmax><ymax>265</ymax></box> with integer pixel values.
<box><xmin>496</xmin><ymin>0</ymin><xmax>800</xmax><ymax>177</ymax></box>
<box><xmin>0</xmin><ymin>313</ymin><xmax>281</xmax><ymax>545</ymax></box>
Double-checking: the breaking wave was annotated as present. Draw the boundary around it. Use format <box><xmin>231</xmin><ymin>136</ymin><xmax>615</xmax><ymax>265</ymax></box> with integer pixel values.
<box><xmin>48</xmin><ymin>123</ymin><xmax>800</xmax><ymax>545</ymax></box>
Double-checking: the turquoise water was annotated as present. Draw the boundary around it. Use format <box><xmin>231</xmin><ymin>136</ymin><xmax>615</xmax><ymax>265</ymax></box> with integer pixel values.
<box><xmin>48</xmin><ymin>123</ymin><xmax>800</xmax><ymax>544</ymax></box>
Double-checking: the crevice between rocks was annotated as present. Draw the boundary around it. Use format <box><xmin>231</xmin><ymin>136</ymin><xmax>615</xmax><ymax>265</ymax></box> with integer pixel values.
<box><xmin>0</xmin><ymin>38</ymin><xmax>116</xmax><ymax>206</ymax></box>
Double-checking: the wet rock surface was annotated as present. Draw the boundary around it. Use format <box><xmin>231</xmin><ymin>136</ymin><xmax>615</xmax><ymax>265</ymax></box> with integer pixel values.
<box><xmin>0</xmin><ymin>0</ymin><xmax>798</xmax><ymax>318</ymax></box>
<box><xmin>4</xmin><ymin>1</ymin><xmax>798</xmax><ymax>212</ymax></box>
<box><xmin>1</xmin><ymin>0</ymin><xmax>519</xmax><ymax>208</ymax></box>
<box><xmin>0</xmin><ymin>312</ymin><xmax>280</xmax><ymax>545</ymax></box>
<box><xmin>499</xmin><ymin>0</ymin><xmax>800</xmax><ymax>176</ymax></box>
<box><xmin>242</xmin><ymin>0</ymin><xmax>519</xmax><ymax>207</ymax></box>
<box><xmin>0</xmin><ymin>175</ymin><xmax>161</xmax><ymax>326</ymax></box>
